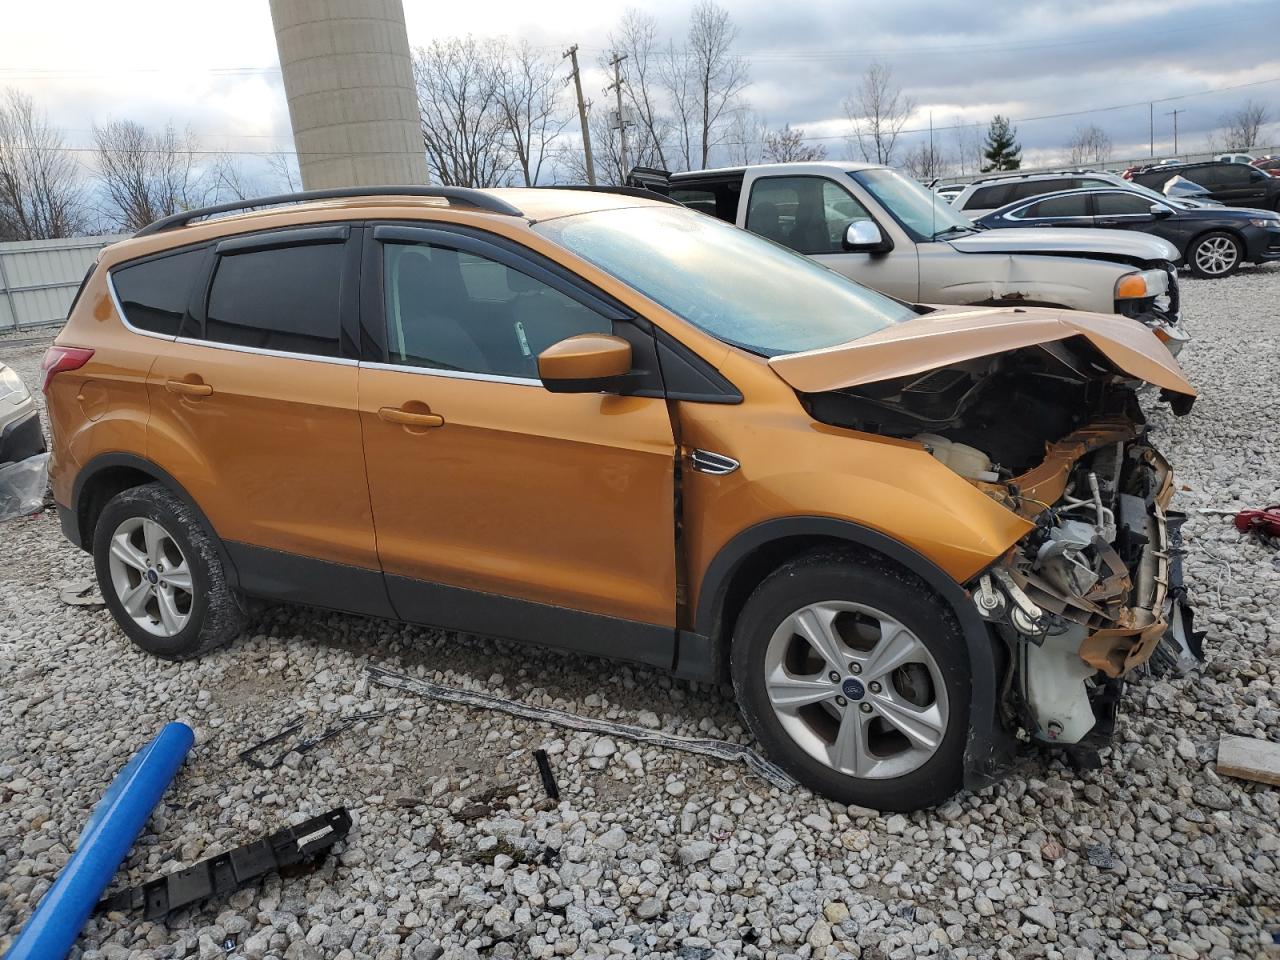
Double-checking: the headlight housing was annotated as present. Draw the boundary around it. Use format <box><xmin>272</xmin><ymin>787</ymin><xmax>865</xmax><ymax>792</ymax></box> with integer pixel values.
<box><xmin>0</xmin><ymin>364</ymin><xmax>31</xmax><ymax>404</ymax></box>
<box><xmin>1115</xmin><ymin>269</ymin><xmax>1169</xmax><ymax>300</ymax></box>
<box><xmin>1247</xmin><ymin>217</ymin><xmax>1280</xmax><ymax>227</ymax></box>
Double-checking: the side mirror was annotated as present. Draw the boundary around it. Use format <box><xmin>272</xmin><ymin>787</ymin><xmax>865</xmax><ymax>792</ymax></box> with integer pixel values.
<box><xmin>1150</xmin><ymin>204</ymin><xmax>1174</xmax><ymax>219</ymax></box>
<box><xmin>538</xmin><ymin>334</ymin><xmax>633</xmax><ymax>394</ymax></box>
<box><xmin>843</xmin><ymin>219</ymin><xmax>893</xmax><ymax>253</ymax></box>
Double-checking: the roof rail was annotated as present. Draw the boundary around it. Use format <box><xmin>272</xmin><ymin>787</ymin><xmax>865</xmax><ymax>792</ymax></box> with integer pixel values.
<box><xmin>541</xmin><ymin>185</ymin><xmax>685</xmax><ymax>206</ymax></box>
<box><xmin>134</xmin><ymin>186</ymin><xmax>525</xmax><ymax>238</ymax></box>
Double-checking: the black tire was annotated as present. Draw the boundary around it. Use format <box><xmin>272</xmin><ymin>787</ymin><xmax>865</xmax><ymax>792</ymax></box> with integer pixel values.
<box><xmin>1187</xmin><ymin>231</ymin><xmax>1242</xmax><ymax>279</ymax></box>
<box><xmin>92</xmin><ymin>483</ymin><xmax>245</xmax><ymax>659</ymax></box>
<box><xmin>730</xmin><ymin>551</ymin><xmax>971</xmax><ymax>811</ymax></box>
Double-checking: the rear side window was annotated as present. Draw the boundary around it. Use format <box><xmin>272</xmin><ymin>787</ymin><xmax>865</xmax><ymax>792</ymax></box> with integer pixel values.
<box><xmin>205</xmin><ymin>243</ymin><xmax>344</xmax><ymax>357</ymax></box>
<box><xmin>1018</xmin><ymin>193</ymin><xmax>1090</xmax><ymax>218</ymax></box>
<box><xmin>111</xmin><ymin>249</ymin><xmax>204</xmax><ymax>336</ymax></box>
<box><xmin>962</xmin><ymin>185</ymin><xmax>1010</xmax><ymax>210</ymax></box>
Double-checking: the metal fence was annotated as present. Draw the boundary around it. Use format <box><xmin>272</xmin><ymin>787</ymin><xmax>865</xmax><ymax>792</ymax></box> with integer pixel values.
<box><xmin>938</xmin><ymin>144</ymin><xmax>1280</xmax><ymax>185</ymax></box>
<box><xmin>0</xmin><ymin>235</ymin><xmax>123</xmax><ymax>333</ymax></box>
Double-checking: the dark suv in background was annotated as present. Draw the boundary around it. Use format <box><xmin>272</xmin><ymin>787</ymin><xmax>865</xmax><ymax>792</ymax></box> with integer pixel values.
<box><xmin>1131</xmin><ymin>161</ymin><xmax>1280</xmax><ymax>211</ymax></box>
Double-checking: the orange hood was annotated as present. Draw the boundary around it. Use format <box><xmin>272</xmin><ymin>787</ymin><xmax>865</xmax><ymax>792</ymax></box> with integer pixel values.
<box><xmin>767</xmin><ymin>306</ymin><xmax>1197</xmax><ymax>399</ymax></box>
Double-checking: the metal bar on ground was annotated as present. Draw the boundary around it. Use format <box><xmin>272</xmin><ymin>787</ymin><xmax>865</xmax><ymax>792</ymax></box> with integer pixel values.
<box><xmin>365</xmin><ymin>665</ymin><xmax>798</xmax><ymax>791</ymax></box>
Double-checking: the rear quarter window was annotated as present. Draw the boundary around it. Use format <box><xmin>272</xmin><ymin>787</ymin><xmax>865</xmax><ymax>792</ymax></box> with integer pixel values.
<box><xmin>110</xmin><ymin>248</ymin><xmax>205</xmax><ymax>336</ymax></box>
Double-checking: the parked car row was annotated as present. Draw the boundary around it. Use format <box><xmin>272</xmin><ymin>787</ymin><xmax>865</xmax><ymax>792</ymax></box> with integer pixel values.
<box><xmin>41</xmin><ymin>176</ymin><xmax>1202</xmax><ymax>810</ymax></box>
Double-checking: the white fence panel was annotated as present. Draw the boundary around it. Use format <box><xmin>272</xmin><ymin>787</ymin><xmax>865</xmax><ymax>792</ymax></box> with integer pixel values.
<box><xmin>0</xmin><ymin>235</ymin><xmax>123</xmax><ymax>332</ymax></box>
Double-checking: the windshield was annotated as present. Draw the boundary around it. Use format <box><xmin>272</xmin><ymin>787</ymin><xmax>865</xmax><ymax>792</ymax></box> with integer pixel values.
<box><xmin>849</xmin><ymin>168</ymin><xmax>974</xmax><ymax>239</ymax></box>
<box><xmin>534</xmin><ymin>206</ymin><xmax>918</xmax><ymax>357</ymax></box>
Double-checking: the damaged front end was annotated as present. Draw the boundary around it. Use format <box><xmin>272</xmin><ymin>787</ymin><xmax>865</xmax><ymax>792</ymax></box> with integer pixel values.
<box><xmin>969</xmin><ymin>428</ymin><xmax>1205</xmax><ymax>751</ymax></box>
<box><xmin>785</xmin><ymin>320</ymin><xmax>1204</xmax><ymax>761</ymax></box>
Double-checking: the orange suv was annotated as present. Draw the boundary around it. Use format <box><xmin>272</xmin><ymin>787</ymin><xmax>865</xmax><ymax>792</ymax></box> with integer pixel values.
<box><xmin>44</xmin><ymin>186</ymin><xmax>1202</xmax><ymax>810</ymax></box>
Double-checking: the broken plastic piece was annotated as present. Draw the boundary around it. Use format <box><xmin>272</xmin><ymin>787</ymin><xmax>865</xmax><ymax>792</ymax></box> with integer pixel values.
<box><xmin>365</xmin><ymin>666</ymin><xmax>798</xmax><ymax>791</ymax></box>
<box><xmin>0</xmin><ymin>452</ymin><xmax>48</xmax><ymax>521</ymax></box>
<box><xmin>534</xmin><ymin>749</ymin><xmax>560</xmax><ymax>801</ymax></box>
<box><xmin>239</xmin><ymin>713</ymin><xmax>383</xmax><ymax>769</ymax></box>
<box><xmin>96</xmin><ymin>808</ymin><xmax>352</xmax><ymax>920</ymax></box>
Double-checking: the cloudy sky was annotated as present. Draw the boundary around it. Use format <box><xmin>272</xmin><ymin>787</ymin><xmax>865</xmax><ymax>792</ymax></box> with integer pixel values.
<box><xmin>2</xmin><ymin>0</ymin><xmax>1278</xmax><ymax>180</ymax></box>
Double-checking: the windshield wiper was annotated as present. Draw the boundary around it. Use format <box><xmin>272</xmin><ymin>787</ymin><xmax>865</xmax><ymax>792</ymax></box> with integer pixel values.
<box><xmin>931</xmin><ymin>224</ymin><xmax>979</xmax><ymax>239</ymax></box>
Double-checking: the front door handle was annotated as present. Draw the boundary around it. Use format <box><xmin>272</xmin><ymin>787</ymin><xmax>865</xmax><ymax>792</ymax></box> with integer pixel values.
<box><xmin>378</xmin><ymin>406</ymin><xmax>445</xmax><ymax>428</ymax></box>
<box><xmin>165</xmin><ymin>379</ymin><xmax>213</xmax><ymax>398</ymax></box>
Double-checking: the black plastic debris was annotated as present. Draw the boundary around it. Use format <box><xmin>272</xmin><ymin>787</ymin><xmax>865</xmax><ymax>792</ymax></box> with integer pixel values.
<box><xmin>239</xmin><ymin>713</ymin><xmax>383</xmax><ymax>770</ymax></box>
<box><xmin>534</xmin><ymin>749</ymin><xmax>560</xmax><ymax>802</ymax></box>
<box><xmin>96</xmin><ymin>808</ymin><xmax>352</xmax><ymax>920</ymax></box>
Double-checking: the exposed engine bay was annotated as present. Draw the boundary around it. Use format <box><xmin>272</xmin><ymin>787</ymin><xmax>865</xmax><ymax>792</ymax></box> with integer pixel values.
<box><xmin>804</xmin><ymin>334</ymin><xmax>1205</xmax><ymax>752</ymax></box>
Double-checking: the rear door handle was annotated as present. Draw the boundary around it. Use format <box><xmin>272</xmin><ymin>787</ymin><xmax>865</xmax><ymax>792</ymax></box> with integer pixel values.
<box><xmin>378</xmin><ymin>406</ymin><xmax>445</xmax><ymax>428</ymax></box>
<box><xmin>165</xmin><ymin>379</ymin><xmax>213</xmax><ymax>398</ymax></box>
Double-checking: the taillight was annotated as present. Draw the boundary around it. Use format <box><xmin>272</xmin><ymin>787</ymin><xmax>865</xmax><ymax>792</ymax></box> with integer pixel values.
<box><xmin>41</xmin><ymin>345</ymin><xmax>94</xmax><ymax>393</ymax></box>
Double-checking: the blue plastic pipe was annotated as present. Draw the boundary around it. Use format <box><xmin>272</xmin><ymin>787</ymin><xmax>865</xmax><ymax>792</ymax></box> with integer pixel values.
<box><xmin>5</xmin><ymin>722</ymin><xmax>195</xmax><ymax>960</ymax></box>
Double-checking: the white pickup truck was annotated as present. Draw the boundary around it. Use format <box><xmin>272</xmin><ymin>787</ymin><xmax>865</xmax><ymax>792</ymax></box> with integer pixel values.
<box><xmin>629</xmin><ymin>161</ymin><xmax>1187</xmax><ymax>353</ymax></box>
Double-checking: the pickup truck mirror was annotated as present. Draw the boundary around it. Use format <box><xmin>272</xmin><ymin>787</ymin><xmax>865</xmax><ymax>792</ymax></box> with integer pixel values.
<box><xmin>538</xmin><ymin>334</ymin><xmax>633</xmax><ymax>394</ymax></box>
<box><xmin>1150</xmin><ymin>204</ymin><xmax>1174</xmax><ymax>219</ymax></box>
<box><xmin>843</xmin><ymin>220</ymin><xmax>893</xmax><ymax>254</ymax></box>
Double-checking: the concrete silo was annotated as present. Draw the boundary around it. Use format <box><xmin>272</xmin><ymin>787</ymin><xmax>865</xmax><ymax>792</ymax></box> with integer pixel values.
<box><xmin>269</xmin><ymin>0</ymin><xmax>427</xmax><ymax>189</ymax></box>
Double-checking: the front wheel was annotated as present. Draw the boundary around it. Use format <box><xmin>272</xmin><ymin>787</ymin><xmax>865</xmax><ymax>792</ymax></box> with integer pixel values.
<box><xmin>1188</xmin><ymin>231</ymin><xmax>1242</xmax><ymax>278</ymax></box>
<box><xmin>93</xmin><ymin>483</ymin><xmax>245</xmax><ymax>659</ymax></box>
<box><xmin>730</xmin><ymin>552</ymin><xmax>971</xmax><ymax>811</ymax></box>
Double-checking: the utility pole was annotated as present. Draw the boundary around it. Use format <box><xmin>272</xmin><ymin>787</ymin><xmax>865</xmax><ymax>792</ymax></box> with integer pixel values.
<box><xmin>1149</xmin><ymin>102</ymin><xmax>1154</xmax><ymax>157</ymax></box>
<box><xmin>563</xmin><ymin>44</ymin><xmax>595</xmax><ymax>185</ymax></box>
<box><xmin>1166</xmin><ymin>108</ymin><xmax>1185</xmax><ymax>154</ymax></box>
<box><xmin>607</xmin><ymin>52</ymin><xmax>629</xmax><ymax>182</ymax></box>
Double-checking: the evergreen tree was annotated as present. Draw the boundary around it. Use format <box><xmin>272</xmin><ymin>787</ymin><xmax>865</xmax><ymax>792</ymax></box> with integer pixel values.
<box><xmin>981</xmin><ymin>115</ymin><xmax>1021</xmax><ymax>171</ymax></box>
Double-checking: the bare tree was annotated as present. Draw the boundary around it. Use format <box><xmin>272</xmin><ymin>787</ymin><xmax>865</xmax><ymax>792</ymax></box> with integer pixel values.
<box><xmin>1221</xmin><ymin>99</ymin><xmax>1270</xmax><ymax>151</ymax></box>
<box><xmin>1066</xmin><ymin>123</ymin><xmax>1112</xmax><ymax>166</ymax></box>
<box><xmin>0</xmin><ymin>89</ymin><xmax>87</xmax><ymax>240</ymax></box>
<box><xmin>901</xmin><ymin>139</ymin><xmax>948</xmax><ymax>180</ymax></box>
<box><xmin>724</xmin><ymin>108</ymin><xmax>766</xmax><ymax>166</ymax></box>
<box><xmin>660</xmin><ymin>2</ymin><xmax>748</xmax><ymax>171</ymax></box>
<box><xmin>608</xmin><ymin>10</ymin><xmax>673</xmax><ymax>171</ymax></box>
<box><xmin>414</xmin><ymin>38</ymin><xmax>511</xmax><ymax>187</ymax></box>
<box><xmin>93</xmin><ymin>120</ymin><xmax>207</xmax><ymax>230</ymax></box>
<box><xmin>950</xmin><ymin>118</ymin><xmax>984</xmax><ymax>176</ymax></box>
<box><xmin>495</xmin><ymin>40</ymin><xmax>569</xmax><ymax>186</ymax></box>
<box><xmin>844</xmin><ymin>62</ymin><xmax>916</xmax><ymax>165</ymax></box>
<box><xmin>265</xmin><ymin>151</ymin><xmax>302</xmax><ymax>193</ymax></box>
<box><xmin>209</xmin><ymin>152</ymin><xmax>261</xmax><ymax>202</ymax></box>
<box><xmin>762</xmin><ymin>124</ymin><xmax>827</xmax><ymax>163</ymax></box>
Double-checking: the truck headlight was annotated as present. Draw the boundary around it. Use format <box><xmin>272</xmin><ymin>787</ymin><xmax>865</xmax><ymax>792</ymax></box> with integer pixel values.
<box><xmin>1115</xmin><ymin>269</ymin><xmax>1169</xmax><ymax>300</ymax></box>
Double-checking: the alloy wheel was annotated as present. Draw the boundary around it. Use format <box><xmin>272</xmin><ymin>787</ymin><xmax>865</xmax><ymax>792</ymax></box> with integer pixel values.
<box><xmin>106</xmin><ymin>516</ymin><xmax>194</xmax><ymax>637</ymax></box>
<box><xmin>1193</xmin><ymin>235</ymin><xmax>1239</xmax><ymax>276</ymax></box>
<box><xmin>762</xmin><ymin>600</ymin><xmax>949</xmax><ymax>780</ymax></box>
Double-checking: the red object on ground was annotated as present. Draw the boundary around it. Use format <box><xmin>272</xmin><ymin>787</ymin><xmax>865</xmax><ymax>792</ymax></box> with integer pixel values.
<box><xmin>1234</xmin><ymin>506</ymin><xmax>1280</xmax><ymax>539</ymax></box>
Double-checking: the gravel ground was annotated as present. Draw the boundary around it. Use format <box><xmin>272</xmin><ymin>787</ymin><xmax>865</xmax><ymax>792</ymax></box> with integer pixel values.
<box><xmin>2</xmin><ymin>268</ymin><xmax>1279</xmax><ymax>960</ymax></box>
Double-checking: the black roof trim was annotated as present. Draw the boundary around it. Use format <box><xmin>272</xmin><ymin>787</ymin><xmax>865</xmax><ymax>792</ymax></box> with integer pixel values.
<box><xmin>134</xmin><ymin>186</ymin><xmax>525</xmax><ymax>238</ymax></box>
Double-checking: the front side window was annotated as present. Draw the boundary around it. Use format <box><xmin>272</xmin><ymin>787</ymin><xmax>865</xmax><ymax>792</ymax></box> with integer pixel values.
<box><xmin>205</xmin><ymin>243</ymin><xmax>344</xmax><ymax>356</ymax></box>
<box><xmin>383</xmin><ymin>243</ymin><xmax>610</xmax><ymax>379</ymax></box>
<box><xmin>111</xmin><ymin>248</ymin><xmax>205</xmax><ymax>336</ymax></box>
<box><xmin>963</xmin><ymin>184</ymin><xmax>1011</xmax><ymax>210</ymax></box>
<box><xmin>534</xmin><ymin>205</ymin><xmax>918</xmax><ymax>357</ymax></box>
<box><xmin>1095</xmin><ymin>192</ymin><xmax>1158</xmax><ymax>216</ymax></box>
<box><xmin>1018</xmin><ymin>194</ymin><xmax>1091</xmax><ymax>218</ymax></box>
<box><xmin>746</xmin><ymin>176</ymin><xmax>873</xmax><ymax>255</ymax></box>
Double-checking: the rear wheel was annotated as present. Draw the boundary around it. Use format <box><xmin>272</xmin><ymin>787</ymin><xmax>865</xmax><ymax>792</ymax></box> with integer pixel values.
<box><xmin>93</xmin><ymin>483</ymin><xmax>244</xmax><ymax>659</ymax></box>
<box><xmin>730</xmin><ymin>552</ymin><xmax>971</xmax><ymax>811</ymax></box>
<box><xmin>1188</xmin><ymin>231</ymin><xmax>1242</xmax><ymax>278</ymax></box>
